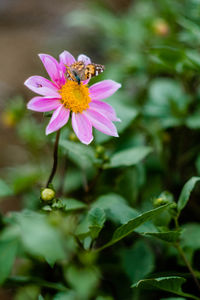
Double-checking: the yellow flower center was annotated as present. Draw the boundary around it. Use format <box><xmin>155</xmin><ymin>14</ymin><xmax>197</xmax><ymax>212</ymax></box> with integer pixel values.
<box><xmin>59</xmin><ymin>81</ymin><xmax>91</xmax><ymax>113</ymax></box>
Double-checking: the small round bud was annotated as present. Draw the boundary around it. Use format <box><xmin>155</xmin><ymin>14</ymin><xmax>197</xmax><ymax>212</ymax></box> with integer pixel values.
<box><xmin>69</xmin><ymin>132</ymin><xmax>78</xmax><ymax>142</ymax></box>
<box><xmin>153</xmin><ymin>197</ymin><xmax>167</xmax><ymax>207</ymax></box>
<box><xmin>153</xmin><ymin>19</ymin><xmax>169</xmax><ymax>36</ymax></box>
<box><xmin>95</xmin><ymin>145</ymin><xmax>105</xmax><ymax>159</ymax></box>
<box><xmin>41</xmin><ymin>188</ymin><xmax>55</xmax><ymax>201</ymax></box>
<box><xmin>96</xmin><ymin>145</ymin><xmax>105</xmax><ymax>155</ymax></box>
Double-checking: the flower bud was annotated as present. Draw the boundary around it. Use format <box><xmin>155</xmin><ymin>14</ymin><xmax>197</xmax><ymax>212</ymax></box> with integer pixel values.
<box><xmin>69</xmin><ymin>132</ymin><xmax>78</xmax><ymax>142</ymax></box>
<box><xmin>41</xmin><ymin>188</ymin><xmax>55</xmax><ymax>201</ymax></box>
<box><xmin>154</xmin><ymin>197</ymin><xmax>167</xmax><ymax>207</ymax></box>
<box><xmin>96</xmin><ymin>145</ymin><xmax>105</xmax><ymax>155</ymax></box>
<box><xmin>153</xmin><ymin>19</ymin><xmax>169</xmax><ymax>36</ymax></box>
<box><xmin>95</xmin><ymin>145</ymin><xmax>105</xmax><ymax>159</ymax></box>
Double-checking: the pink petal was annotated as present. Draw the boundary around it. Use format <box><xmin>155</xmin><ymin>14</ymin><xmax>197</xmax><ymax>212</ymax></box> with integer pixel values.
<box><xmin>83</xmin><ymin>79</ymin><xmax>90</xmax><ymax>85</ymax></box>
<box><xmin>89</xmin><ymin>100</ymin><xmax>121</xmax><ymax>122</ymax></box>
<box><xmin>39</xmin><ymin>54</ymin><xmax>65</xmax><ymax>87</ymax></box>
<box><xmin>89</xmin><ymin>80</ymin><xmax>121</xmax><ymax>100</ymax></box>
<box><xmin>27</xmin><ymin>97</ymin><xmax>61</xmax><ymax>112</ymax></box>
<box><xmin>59</xmin><ymin>50</ymin><xmax>76</xmax><ymax>66</ymax></box>
<box><xmin>83</xmin><ymin>109</ymin><xmax>118</xmax><ymax>137</ymax></box>
<box><xmin>77</xmin><ymin>54</ymin><xmax>91</xmax><ymax>65</ymax></box>
<box><xmin>24</xmin><ymin>76</ymin><xmax>61</xmax><ymax>97</ymax></box>
<box><xmin>72</xmin><ymin>112</ymin><xmax>93</xmax><ymax>145</ymax></box>
<box><xmin>46</xmin><ymin>105</ymin><xmax>70</xmax><ymax>135</ymax></box>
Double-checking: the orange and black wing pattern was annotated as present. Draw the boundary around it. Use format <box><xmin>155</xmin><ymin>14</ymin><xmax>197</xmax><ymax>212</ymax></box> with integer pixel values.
<box><xmin>85</xmin><ymin>64</ymin><xmax>105</xmax><ymax>80</ymax></box>
<box><xmin>66</xmin><ymin>61</ymin><xmax>85</xmax><ymax>81</ymax></box>
<box><xmin>66</xmin><ymin>61</ymin><xmax>105</xmax><ymax>82</ymax></box>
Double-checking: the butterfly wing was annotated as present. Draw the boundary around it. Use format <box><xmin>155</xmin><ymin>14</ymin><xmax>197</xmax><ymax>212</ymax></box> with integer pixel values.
<box><xmin>66</xmin><ymin>62</ymin><xmax>105</xmax><ymax>82</ymax></box>
<box><xmin>85</xmin><ymin>64</ymin><xmax>105</xmax><ymax>80</ymax></box>
<box><xmin>66</xmin><ymin>61</ymin><xmax>85</xmax><ymax>81</ymax></box>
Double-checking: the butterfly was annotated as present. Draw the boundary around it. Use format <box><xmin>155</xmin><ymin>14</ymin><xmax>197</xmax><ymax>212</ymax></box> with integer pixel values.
<box><xmin>65</xmin><ymin>61</ymin><xmax>105</xmax><ymax>85</ymax></box>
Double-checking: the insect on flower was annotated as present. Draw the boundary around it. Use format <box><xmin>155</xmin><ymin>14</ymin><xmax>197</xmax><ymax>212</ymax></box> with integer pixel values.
<box><xmin>66</xmin><ymin>61</ymin><xmax>105</xmax><ymax>85</ymax></box>
<box><xmin>24</xmin><ymin>51</ymin><xmax>121</xmax><ymax>145</ymax></box>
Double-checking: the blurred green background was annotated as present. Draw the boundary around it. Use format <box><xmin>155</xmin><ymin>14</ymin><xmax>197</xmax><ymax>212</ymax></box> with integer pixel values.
<box><xmin>1</xmin><ymin>0</ymin><xmax>200</xmax><ymax>299</ymax></box>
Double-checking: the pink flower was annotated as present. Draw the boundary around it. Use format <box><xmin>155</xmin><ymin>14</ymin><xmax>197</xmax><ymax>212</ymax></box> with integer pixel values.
<box><xmin>24</xmin><ymin>51</ymin><xmax>121</xmax><ymax>145</ymax></box>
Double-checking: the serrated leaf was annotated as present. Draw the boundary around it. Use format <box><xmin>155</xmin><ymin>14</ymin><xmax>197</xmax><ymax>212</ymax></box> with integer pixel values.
<box><xmin>105</xmin><ymin>146</ymin><xmax>152</xmax><ymax>168</ymax></box>
<box><xmin>96</xmin><ymin>204</ymin><xmax>169</xmax><ymax>251</ymax></box>
<box><xmin>131</xmin><ymin>276</ymin><xmax>198</xmax><ymax>300</ymax></box>
<box><xmin>0</xmin><ymin>239</ymin><xmax>18</xmax><ymax>285</ymax></box>
<box><xmin>0</xmin><ymin>179</ymin><xmax>13</xmax><ymax>197</ymax></box>
<box><xmin>177</xmin><ymin>177</ymin><xmax>200</xmax><ymax>212</ymax></box>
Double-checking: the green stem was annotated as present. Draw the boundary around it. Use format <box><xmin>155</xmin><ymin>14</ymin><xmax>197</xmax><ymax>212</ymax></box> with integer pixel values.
<box><xmin>174</xmin><ymin>215</ymin><xmax>180</xmax><ymax>230</ymax></box>
<box><xmin>175</xmin><ymin>242</ymin><xmax>200</xmax><ymax>292</ymax></box>
<box><xmin>46</xmin><ymin>130</ymin><xmax>61</xmax><ymax>188</ymax></box>
<box><xmin>174</xmin><ymin>214</ymin><xmax>200</xmax><ymax>293</ymax></box>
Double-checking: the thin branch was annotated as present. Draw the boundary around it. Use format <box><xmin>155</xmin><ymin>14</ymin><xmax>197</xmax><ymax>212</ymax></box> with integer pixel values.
<box><xmin>46</xmin><ymin>129</ymin><xmax>61</xmax><ymax>188</ymax></box>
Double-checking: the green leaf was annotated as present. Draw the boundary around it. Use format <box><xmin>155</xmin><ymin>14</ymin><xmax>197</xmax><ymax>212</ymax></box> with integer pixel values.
<box><xmin>131</xmin><ymin>276</ymin><xmax>198</xmax><ymax>300</ymax></box>
<box><xmin>177</xmin><ymin>177</ymin><xmax>200</xmax><ymax>212</ymax></box>
<box><xmin>150</xmin><ymin>47</ymin><xmax>187</xmax><ymax>73</ymax></box>
<box><xmin>38</xmin><ymin>295</ymin><xmax>44</xmax><ymax>300</ymax></box>
<box><xmin>0</xmin><ymin>179</ymin><xmax>13</xmax><ymax>197</ymax></box>
<box><xmin>60</xmin><ymin>140</ymin><xmax>97</xmax><ymax>169</ymax></box>
<box><xmin>143</xmin><ymin>231</ymin><xmax>181</xmax><ymax>243</ymax></box>
<box><xmin>180</xmin><ymin>223</ymin><xmax>200</xmax><ymax>263</ymax></box>
<box><xmin>75</xmin><ymin>208</ymin><xmax>106</xmax><ymax>240</ymax></box>
<box><xmin>10</xmin><ymin>166</ymin><xmax>42</xmax><ymax>194</ymax></box>
<box><xmin>92</xmin><ymin>193</ymin><xmax>139</xmax><ymax>224</ymax></box>
<box><xmin>120</xmin><ymin>240</ymin><xmax>155</xmax><ymax>283</ymax></box>
<box><xmin>93</xmin><ymin>194</ymin><xmax>157</xmax><ymax>234</ymax></box>
<box><xmin>181</xmin><ymin>223</ymin><xmax>200</xmax><ymax>250</ymax></box>
<box><xmin>96</xmin><ymin>204</ymin><xmax>169</xmax><ymax>251</ymax></box>
<box><xmin>186</xmin><ymin>113</ymin><xmax>200</xmax><ymax>129</ymax></box>
<box><xmin>160</xmin><ymin>297</ymin><xmax>187</xmax><ymax>300</ymax></box>
<box><xmin>65</xmin><ymin>266</ymin><xmax>99</xmax><ymax>299</ymax></box>
<box><xmin>53</xmin><ymin>291</ymin><xmax>76</xmax><ymax>300</ymax></box>
<box><xmin>60</xmin><ymin>198</ymin><xmax>86</xmax><ymax>211</ymax></box>
<box><xmin>14</xmin><ymin>211</ymin><xmax>65</xmax><ymax>266</ymax></box>
<box><xmin>0</xmin><ymin>239</ymin><xmax>18</xmax><ymax>285</ymax></box>
<box><xmin>7</xmin><ymin>275</ymin><xmax>67</xmax><ymax>291</ymax></box>
<box><xmin>144</xmin><ymin>78</ymin><xmax>190</xmax><ymax>128</ymax></box>
<box><xmin>88</xmin><ymin>207</ymin><xmax>106</xmax><ymax>239</ymax></box>
<box><xmin>105</xmin><ymin>146</ymin><xmax>152</xmax><ymax>168</ymax></box>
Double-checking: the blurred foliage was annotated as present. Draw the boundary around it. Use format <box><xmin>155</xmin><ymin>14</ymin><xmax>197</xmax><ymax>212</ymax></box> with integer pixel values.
<box><xmin>1</xmin><ymin>0</ymin><xmax>200</xmax><ymax>299</ymax></box>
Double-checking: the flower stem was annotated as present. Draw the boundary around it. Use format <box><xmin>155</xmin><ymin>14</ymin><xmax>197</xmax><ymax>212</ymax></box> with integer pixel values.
<box><xmin>46</xmin><ymin>130</ymin><xmax>61</xmax><ymax>188</ymax></box>
<box><xmin>175</xmin><ymin>242</ymin><xmax>200</xmax><ymax>292</ymax></box>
